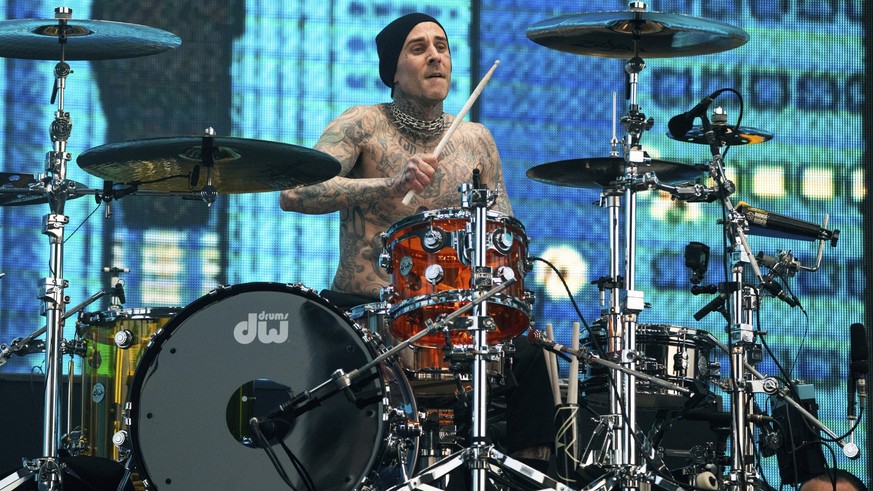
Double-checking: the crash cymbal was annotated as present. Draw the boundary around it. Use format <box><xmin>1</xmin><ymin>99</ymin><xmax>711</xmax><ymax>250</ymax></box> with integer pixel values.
<box><xmin>526</xmin><ymin>156</ymin><xmax>702</xmax><ymax>189</ymax></box>
<box><xmin>0</xmin><ymin>172</ymin><xmax>89</xmax><ymax>206</ymax></box>
<box><xmin>77</xmin><ymin>136</ymin><xmax>341</xmax><ymax>194</ymax></box>
<box><xmin>0</xmin><ymin>18</ymin><xmax>180</xmax><ymax>60</ymax></box>
<box><xmin>667</xmin><ymin>125</ymin><xmax>773</xmax><ymax>146</ymax></box>
<box><xmin>527</xmin><ymin>10</ymin><xmax>749</xmax><ymax>58</ymax></box>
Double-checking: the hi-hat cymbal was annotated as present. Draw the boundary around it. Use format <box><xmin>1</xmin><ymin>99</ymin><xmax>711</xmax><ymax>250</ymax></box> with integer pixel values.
<box><xmin>526</xmin><ymin>156</ymin><xmax>702</xmax><ymax>189</ymax></box>
<box><xmin>667</xmin><ymin>125</ymin><xmax>774</xmax><ymax>146</ymax></box>
<box><xmin>77</xmin><ymin>136</ymin><xmax>341</xmax><ymax>194</ymax></box>
<box><xmin>527</xmin><ymin>10</ymin><xmax>749</xmax><ymax>58</ymax></box>
<box><xmin>0</xmin><ymin>172</ymin><xmax>90</xmax><ymax>206</ymax></box>
<box><xmin>0</xmin><ymin>18</ymin><xmax>180</xmax><ymax>60</ymax></box>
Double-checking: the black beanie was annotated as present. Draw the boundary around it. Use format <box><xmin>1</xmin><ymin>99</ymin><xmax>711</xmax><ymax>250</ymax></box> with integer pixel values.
<box><xmin>376</xmin><ymin>13</ymin><xmax>446</xmax><ymax>89</ymax></box>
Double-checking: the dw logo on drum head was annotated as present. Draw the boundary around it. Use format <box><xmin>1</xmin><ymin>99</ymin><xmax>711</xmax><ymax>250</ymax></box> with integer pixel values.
<box><xmin>233</xmin><ymin>312</ymin><xmax>291</xmax><ymax>344</ymax></box>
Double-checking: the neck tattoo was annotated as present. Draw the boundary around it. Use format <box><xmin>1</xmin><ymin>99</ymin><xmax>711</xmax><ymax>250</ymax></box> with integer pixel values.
<box><xmin>389</xmin><ymin>102</ymin><xmax>446</xmax><ymax>140</ymax></box>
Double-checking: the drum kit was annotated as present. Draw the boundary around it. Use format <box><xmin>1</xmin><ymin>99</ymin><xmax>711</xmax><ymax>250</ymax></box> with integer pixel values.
<box><xmin>0</xmin><ymin>3</ymin><xmax>856</xmax><ymax>491</ymax></box>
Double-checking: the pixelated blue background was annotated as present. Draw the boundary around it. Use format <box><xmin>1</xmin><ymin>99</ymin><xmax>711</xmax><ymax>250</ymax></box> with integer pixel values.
<box><xmin>0</xmin><ymin>0</ymin><xmax>866</xmax><ymax>486</ymax></box>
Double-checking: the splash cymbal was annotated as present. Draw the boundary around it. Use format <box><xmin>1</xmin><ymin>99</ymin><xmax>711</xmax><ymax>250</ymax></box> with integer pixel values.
<box><xmin>526</xmin><ymin>156</ymin><xmax>702</xmax><ymax>189</ymax></box>
<box><xmin>527</xmin><ymin>10</ymin><xmax>749</xmax><ymax>58</ymax></box>
<box><xmin>0</xmin><ymin>18</ymin><xmax>180</xmax><ymax>60</ymax></box>
<box><xmin>77</xmin><ymin>136</ymin><xmax>341</xmax><ymax>194</ymax></box>
<box><xmin>667</xmin><ymin>125</ymin><xmax>774</xmax><ymax>146</ymax></box>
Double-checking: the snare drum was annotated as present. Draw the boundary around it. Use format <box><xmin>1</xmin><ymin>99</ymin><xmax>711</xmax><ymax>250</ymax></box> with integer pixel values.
<box><xmin>583</xmin><ymin>324</ymin><xmax>719</xmax><ymax>397</ymax></box>
<box><xmin>349</xmin><ymin>302</ymin><xmax>504</xmax><ymax>405</ymax></box>
<box><xmin>73</xmin><ymin>307</ymin><xmax>180</xmax><ymax>460</ymax></box>
<box><xmin>381</xmin><ymin>208</ymin><xmax>531</xmax><ymax>346</ymax></box>
<box><xmin>126</xmin><ymin>283</ymin><xmax>418</xmax><ymax>490</ymax></box>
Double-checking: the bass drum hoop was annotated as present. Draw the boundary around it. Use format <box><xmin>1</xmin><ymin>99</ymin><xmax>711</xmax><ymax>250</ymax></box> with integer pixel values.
<box><xmin>126</xmin><ymin>282</ymin><xmax>398</xmax><ymax>490</ymax></box>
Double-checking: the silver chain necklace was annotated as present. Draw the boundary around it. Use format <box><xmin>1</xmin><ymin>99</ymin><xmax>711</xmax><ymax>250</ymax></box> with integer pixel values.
<box><xmin>389</xmin><ymin>102</ymin><xmax>446</xmax><ymax>139</ymax></box>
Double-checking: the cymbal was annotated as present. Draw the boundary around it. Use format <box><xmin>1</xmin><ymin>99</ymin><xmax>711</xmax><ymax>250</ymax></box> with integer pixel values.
<box><xmin>526</xmin><ymin>156</ymin><xmax>702</xmax><ymax>189</ymax></box>
<box><xmin>0</xmin><ymin>18</ymin><xmax>180</xmax><ymax>60</ymax></box>
<box><xmin>667</xmin><ymin>125</ymin><xmax>774</xmax><ymax>146</ymax></box>
<box><xmin>77</xmin><ymin>136</ymin><xmax>341</xmax><ymax>194</ymax></box>
<box><xmin>527</xmin><ymin>10</ymin><xmax>749</xmax><ymax>58</ymax></box>
<box><xmin>0</xmin><ymin>173</ymin><xmax>89</xmax><ymax>206</ymax></box>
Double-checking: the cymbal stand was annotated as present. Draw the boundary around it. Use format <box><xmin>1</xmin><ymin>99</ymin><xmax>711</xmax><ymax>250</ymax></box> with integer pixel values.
<box><xmin>2</xmin><ymin>7</ymin><xmax>79</xmax><ymax>491</ymax></box>
<box><xmin>596</xmin><ymin>11</ymin><xmax>656</xmax><ymax>488</ymax></box>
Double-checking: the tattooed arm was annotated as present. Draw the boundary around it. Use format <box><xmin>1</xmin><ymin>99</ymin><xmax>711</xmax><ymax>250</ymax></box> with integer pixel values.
<box><xmin>280</xmin><ymin>106</ymin><xmax>386</xmax><ymax>214</ymax></box>
<box><xmin>279</xmin><ymin>104</ymin><xmax>438</xmax><ymax>215</ymax></box>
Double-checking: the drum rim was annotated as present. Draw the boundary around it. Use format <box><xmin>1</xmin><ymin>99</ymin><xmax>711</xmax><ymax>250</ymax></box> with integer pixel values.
<box><xmin>77</xmin><ymin>306</ymin><xmax>184</xmax><ymax>327</ymax></box>
<box><xmin>383</xmin><ymin>207</ymin><xmax>526</xmax><ymax>239</ymax></box>
<box><xmin>347</xmin><ymin>301</ymin><xmax>391</xmax><ymax>319</ymax></box>
<box><xmin>388</xmin><ymin>290</ymin><xmax>531</xmax><ymax>320</ymax></box>
<box><xmin>125</xmin><ymin>282</ymin><xmax>400</xmax><ymax>490</ymax></box>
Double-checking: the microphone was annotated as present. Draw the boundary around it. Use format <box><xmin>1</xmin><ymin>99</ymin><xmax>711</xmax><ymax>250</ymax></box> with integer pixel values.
<box><xmin>757</xmin><ymin>251</ymin><xmax>802</xmax><ymax>309</ymax></box>
<box><xmin>749</xmin><ymin>406</ymin><xmax>781</xmax><ymax>457</ymax></box>
<box><xmin>667</xmin><ymin>89</ymin><xmax>729</xmax><ymax>138</ymax></box>
<box><xmin>693</xmin><ymin>291</ymin><xmax>729</xmax><ymax>321</ymax></box>
<box><xmin>114</xmin><ymin>280</ymin><xmax>126</xmax><ymax>305</ymax></box>
<box><xmin>736</xmin><ymin>202</ymin><xmax>839</xmax><ymax>246</ymax></box>
<box><xmin>756</xmin><ymin>251</ymin><xmax>801</xmax><ymax>274</ymax></box>
<box><xmin>760</xmin><ymin>280</ymin><xmax>799</xmax><ymax>308</ymax></box>
<box><xmin>849</xmin><ymin>323</ymin><xmax>868</xmax><ymax>418</ymax></box>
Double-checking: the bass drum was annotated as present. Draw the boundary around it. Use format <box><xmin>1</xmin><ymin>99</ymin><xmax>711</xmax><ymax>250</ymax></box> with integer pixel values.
<box><xmin>127</xmin><ymin>283</ymin><xmax>418</xmax><ymax>490</ymax></box>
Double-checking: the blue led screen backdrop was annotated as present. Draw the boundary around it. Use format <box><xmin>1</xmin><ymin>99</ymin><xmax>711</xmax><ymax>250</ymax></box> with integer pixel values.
<box><xmin>0</xmin><ymin>0</ymin><xmax>865</xmax><ymax>484</ymax></box>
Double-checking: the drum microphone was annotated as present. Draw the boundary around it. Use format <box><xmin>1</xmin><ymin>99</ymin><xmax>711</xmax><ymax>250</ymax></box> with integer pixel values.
<box><xmin>756</xmin><ymin>251</ymin><xmax>801</xmax><ymax>309</ymax></box>
<box><xmin>252</xmin><ymin>390</ymin><xmax>313</xmax><ymax>443</ymax></box>
<box><xmin>736</xmin><ymin>201</ymin><xmax>839</xmax><ymax>246</ymax></box>
<box><xmin>114</xmin><ymin>280</ymin><xmax>126</xmax><ymax>305</ymax></box>
<box><xmin>760</xmin><ymin>279</ymin><xmax>799</xmax><ymax>309</ymax></box>
<box><xmin>667</xmin><ymin>88</ymin><xmax>731</xmax><ymax>138</ymax></box>
<box><xmin>749</xmin><ymin>409</ymin><xmax>781</xmax><ymax>457</ymax></box>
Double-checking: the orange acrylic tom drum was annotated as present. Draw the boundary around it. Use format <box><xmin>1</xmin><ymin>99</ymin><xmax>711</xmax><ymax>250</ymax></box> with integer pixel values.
<box><xmin>381</xmin><ymin>208</ymin><xmax>531</xmax><ymax>346</ymax></box>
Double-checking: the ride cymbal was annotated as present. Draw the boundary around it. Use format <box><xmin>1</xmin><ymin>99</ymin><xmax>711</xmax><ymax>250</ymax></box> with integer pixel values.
<box><xmin>0</xmin><ymin>18</ymin><xmax>180</xmax><ymax>60</ymax></box>
<box><xmin>77</xmin><ymin>136</ymin><xmax>341</xmax><ymax>194</ymax></box>
<box><xmin>667</xmin><ymin>125</ymin><xmax>774</xmax><ymax>146</ymax></box>
<box><xmin>527</xmin><ymin>10</ymin><xmax>749</xmax><ymax>58</ymax></box>
<box><xmin>526</xmin><ymin>156</ymin><xmax>702</xmax><ymax>189</ymax></box>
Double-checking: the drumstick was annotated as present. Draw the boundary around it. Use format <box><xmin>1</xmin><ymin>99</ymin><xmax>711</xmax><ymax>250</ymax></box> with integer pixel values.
<box><xmin>568</xmin><ymin>322</ymin><xmax>580</xmax><ymax>405</ymax></box>
<box><xmin>401</xmin><ymin>59</ymin><xmax>500</xmax><ymax>206</ymax></box>
<box><xmin>545</xmin><ymin>323</ymin><xmax>562</xmax><ymax>406</ymax></box>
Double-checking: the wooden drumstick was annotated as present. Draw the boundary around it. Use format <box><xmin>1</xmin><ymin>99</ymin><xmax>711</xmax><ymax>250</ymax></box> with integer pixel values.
<box><xmin>401</xmin><ymin>59</ymin><xmax>500</xmax><ymax>206</ymax></box>
<box><xmin>568</xmin><ymin>321</ymin><xmax>580</xmax><ymax>405</ymax></box>
<box><xmin>545</xmin><ymin>322</ymin><xmax>562</xmax><ymax>406</ymax></box>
